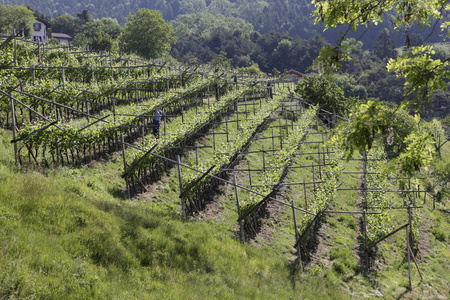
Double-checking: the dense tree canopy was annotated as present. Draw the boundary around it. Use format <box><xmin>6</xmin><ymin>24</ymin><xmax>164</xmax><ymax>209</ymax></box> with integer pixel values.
<box><xmin>171</xmin><ymin>19</ymin><xmax>328</xmax><ymax>74</ymax></box>
<box><xmin>0</xmin><ymin>0</ymin><xmax>391</xmax><ymax>44</ymax></box>
<box><xmin>171</xmin><ymin>12</ymin><xmax>254</xmax><ymax>37</ymax></box>
<box><xmin>73</xmin><ymin>18</ymin><xmax>122</xmax><ymax>52</ymax></box>
<box><xmin>76</xmin><ymin>9</ymin><xmax>92</xmax><ymax>24</ymax></box>
<box><xmin>0</xmin><ymin>4</ymin><xmax>34</xmax><ymax>35</ymax></box>
<box><xmin>373</xmin><ymin>28</ymin><xmax>397</xmax><ymax>60</ymax></box>
<box><xmin>119</xmin><ymin>8</ymin><xmax>177</xmax><ymax>59</ymax></box>
<box><xmin>51</xmin><ymin>13</ymin><xmax>83</xmax><ymax>37</ymax></box>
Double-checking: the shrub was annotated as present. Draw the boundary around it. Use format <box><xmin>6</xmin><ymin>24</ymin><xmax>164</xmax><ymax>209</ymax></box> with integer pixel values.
<box><xmin>431</xmin><ymin>227</ymin><xmax>446</xmax><ymax>242</ymax></box>
<box><xmin>332</xmin><ymin>261</ymin><xmax>346</xmax><ymax>275</ymax></box>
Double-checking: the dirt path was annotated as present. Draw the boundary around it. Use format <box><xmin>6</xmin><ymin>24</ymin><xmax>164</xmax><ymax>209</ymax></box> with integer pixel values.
<box><xmin>248</xmin><ymin>191</ymin><xmax>286</xmax><ymax>247</ymax></box>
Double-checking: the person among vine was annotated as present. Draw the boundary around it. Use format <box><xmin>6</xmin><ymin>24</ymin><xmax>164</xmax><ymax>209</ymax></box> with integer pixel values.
<box><xmin>153</xmin><ymin>107</ymin><xmax>163</xmax><ymax>137</ymax></box>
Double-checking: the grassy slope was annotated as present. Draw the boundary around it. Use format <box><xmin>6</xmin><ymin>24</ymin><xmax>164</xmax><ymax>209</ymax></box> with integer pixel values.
<box><xmin>0</xmin><ymin>126</ymin><xmax>449</xmax><ymax>299</ymax></box>
<box><xmin>0</xmin><ymin>128</ymin><xmax>345</xmax><ymax>299</ymax></box>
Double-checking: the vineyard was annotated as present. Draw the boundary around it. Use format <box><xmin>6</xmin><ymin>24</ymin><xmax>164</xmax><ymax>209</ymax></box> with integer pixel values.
<box><xmin>1</xmin><ymin>35</ymin><xmax>449</xmax><ymax>299</ymax></box>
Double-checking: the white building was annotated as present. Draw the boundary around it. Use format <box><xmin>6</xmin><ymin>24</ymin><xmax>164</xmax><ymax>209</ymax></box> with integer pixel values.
<box><xmin>32</xmin><ymin>18</ymin><xmax>51</xmax><ymax>43</ymax></box>
<box><xmin>51</xmin><ymin>33</ymin><xmax>73</xmax><ymax>46</ymax></box>
<box><xmin>32</xmin><ymin>18</ymin><xmax>73</xmax><ymax>46</ymax></box>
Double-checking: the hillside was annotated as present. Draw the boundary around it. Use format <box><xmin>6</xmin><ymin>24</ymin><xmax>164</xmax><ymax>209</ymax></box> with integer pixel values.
<box><xmin>0</xmin><ymin>37</ymin><xmax>449</xmax><ymax>299</ymax></box>
<box><xmin>2</xmin><ymin>0</ymin><xmax>443</xmax><ymax>49</ymax></box>
<box><xmin>1</xmin><ymin>0</ymin><xmax>316</xmax><ymax>35</ymax></box>
<box><xmin>1</xmin><ymin>122</ymin><xmax>450</xmax><ymax>299</ymax></box>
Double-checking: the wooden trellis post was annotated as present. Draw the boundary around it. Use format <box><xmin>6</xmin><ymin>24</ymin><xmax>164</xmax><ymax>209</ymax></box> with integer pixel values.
<box><xmin>112</xmin><ymin>97</ymin><xmax>116</xmax><ymax>122</ymax></box>
<box><xmin>10</xmin><ymin>93</ymin><xmax>18</xmax><ymax>166</ymax></box>
<box><xmin>362</xmin><ymin>149</ymin><xmax>369</xmax><ymax>267</ymax></box>
<box><xmin>236</xmin><ymin>100</ymin><xmax>240</xmax><ymax>130</ymax></box>
<box><xmin>86</xmin><ymin>102</ymin><xmax>90</xmax><ymax>122</ymax></box>
<box><xmin>318</xmin><ymin>145</ymin><xmax>322</xmax><ymax>179</ymax></box>
<box><xmin>406</xmin><ymin>226</ymin><xmax>412</xmax><ymax>289</ymax></box>
<box><xmin>163</xmin><ymin>114</ymin><xmax>166</xmax><ymax>136</ymax></box>
<box><xmin>248</xmin><ymin>161</ymin><xmax>252</xmax><ymax>187</ymax></box>
<box><xmin>291</xmin><ymin>199</ymin><xmax>302</xmax><ymax>270</ymax></box>
<box><xmin>62</xmin><ymin>67</ymin><xmax>65</xmax><ymax>86</ymax></box>
<box><xmin>272</xmin><ymin>128</ymin><xmax>275</xmax><ymax>150</ymax></box>
<box><xmin>181</xmin><ymin>98</ymin><xmax>184</xmax><ymax>123</ymax></box>
<box><xmin>121</xmin><ymin>134</ymin><xmax>130</xmax><ymax>199</ymax></box>
<box><xmin>213</xmin><ymin>129</ymin><xmax>216</xmax><ymax>151</ymax></box>
<box><xmin>279</xmin><ymin>117</ymin><xmax>283</xmax><ymax>149</ymax></box>
<box><xmin>312</xmin><ymin>162</ymin><xmax>316</xmax><ymax>192</ymax></box>
<box><xmin>13</xmin><ymin>29</ymin><xmax>17</xmax><ymax>66</ymax></box>
<box><xmin>303</xmin><ymin>179</ymin><xmax>308</xmax><ymax>207</ymax></box>
<box><xmin>285</xmin><ymin>109</ymin><xmax>289</xmax><ymax>135</ymax></box>
<box><xmin>226</xmin><ymin>116</ymin><xmax>229</xmax><ymax>142</ymax></box>
<box><xmin>110</xmin><ymin>56</ymin><xmax>113</xmax><ymax>79</ymax></box>
<box><xmin>177</xmin><ymin>155</ymin><xmax>186</xmax><ymax>219</ymax></box>
<box><xmin>152</xmin><ymin>74</ymin><xmax>156</xmax><ymax>97</ymax></box>
<box><xmin>262</xmin><ymin>145</ymin><xmax>266</xmax><ymax>171</ymax></box>
<box><xmin>408</xmin><ymin>206</ymin><xmax>413</xmax><ymax>247</ymax></box>
<box><xmin>166</xmin><ymin>69</ymin><xmax>170</xmax><ymax>91</ymax></box>
<box><xmin>38</xmin><ymin>40</ymin><xmax>41</xmax><ymax>62</ymax></box>
<box><xmin>234</xmin><ymin>175</ymin><xmax>244</xmax><ymax>243</ymax></box>
<box><xmin>135</xmin><ymin>82</ymin><xmax>139</xmax><ymax>102</ymax></box>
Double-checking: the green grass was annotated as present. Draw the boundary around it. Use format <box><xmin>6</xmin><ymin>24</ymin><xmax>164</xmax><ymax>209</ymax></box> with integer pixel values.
<box><xmin>0</xmin><ymin>128</ymin><xmax>348</xmax><ymax>299</ymax></box>
<box><xmin>0</xmin><ymin>126</ymin><xmax>449</xmax><ymax>299</ymax></box>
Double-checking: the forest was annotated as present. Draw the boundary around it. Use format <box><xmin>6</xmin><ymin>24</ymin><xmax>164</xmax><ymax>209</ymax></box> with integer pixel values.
<box><xmin>1</xmin><ymin>0</ymin><xmax>321</xmax><ymax>36</ymax></box>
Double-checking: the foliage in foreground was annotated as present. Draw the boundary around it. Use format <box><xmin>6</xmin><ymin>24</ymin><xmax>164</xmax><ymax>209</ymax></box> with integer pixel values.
<box><xmin>327</xmin><ymin>100</ymin><xmax>444</xmax><ymax>176</ymax></box>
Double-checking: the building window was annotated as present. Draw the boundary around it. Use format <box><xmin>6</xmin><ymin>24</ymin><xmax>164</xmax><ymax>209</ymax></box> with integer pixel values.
<box><xmin>33</xmin><ymin>23</ymin><xmax>41</xmax><ymax>31</ymax></box>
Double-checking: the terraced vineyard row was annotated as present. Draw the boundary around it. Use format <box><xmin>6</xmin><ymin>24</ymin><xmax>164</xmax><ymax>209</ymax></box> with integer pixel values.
<box><xmin>14</xmin><ymin>76</ymin><xmax>229</xmax><ymax>166</ymax></box>
<box><xmin>1</xmin><ymin>37</ymin><xmax>439</xmax><ymax>294</ymax></box>
<box><xmin>179</xmin><ymin>89</ymin><xmax>287</xmax><ymax>212</ymax></box>
<box><xmin>2</xmin><ymin>68</ymin><xmax>208</xmax><ymax>125</ymax></box>
<box><xmin>122</xmin><ymin>84</ymin><xmax>269</xmax><ymax>194</ymax></box>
